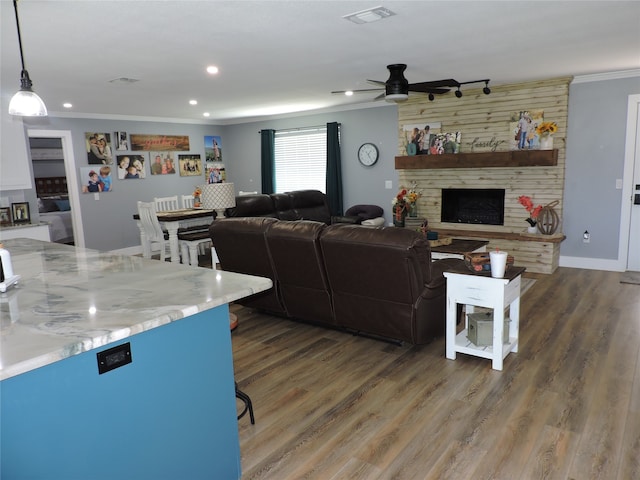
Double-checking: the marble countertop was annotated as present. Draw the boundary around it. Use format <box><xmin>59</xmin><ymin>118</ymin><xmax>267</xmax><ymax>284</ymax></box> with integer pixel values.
<box><xmin>0</xmin><ymin>239</ymin><xmax>272</xmax><ymax>381</ymax></box>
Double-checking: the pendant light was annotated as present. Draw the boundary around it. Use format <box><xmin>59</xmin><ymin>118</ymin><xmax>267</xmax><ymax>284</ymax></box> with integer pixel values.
<box><xmin>8</xmin><ymin>0</ymin><xmax>47</xmax><ymax>117</ymax></box>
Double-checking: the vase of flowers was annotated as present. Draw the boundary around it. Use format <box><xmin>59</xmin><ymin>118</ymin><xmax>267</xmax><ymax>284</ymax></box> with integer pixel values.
<box><xmin>406</xmin><ymin>182</ymin><xmax>422</xmax><ymax>217</ymax></box>
<box><xmin>518</xmin><ymin>195</ymin><xmax>543</xmax><ymax>232</ymax></box>
<box><xmin>392</xmin><ymin>188</ymin><xmax>409</xmax><ymax>227</ymax></box>
<box><xmin>536</xmin><ymin>121</ymin><xmax>558</xmax><ymax>150</ymax></box>
<box><xmin>193</xmin><ymin>186</ymin><xmax>202</xmax><ymax>208</ymax></box>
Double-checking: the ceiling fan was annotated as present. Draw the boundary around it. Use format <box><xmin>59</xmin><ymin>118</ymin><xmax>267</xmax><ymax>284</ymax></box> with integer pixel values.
<box><xmin>332</xmin><ymin>64</ymin><xmax>491</xmax><ymax>102</ymax></box>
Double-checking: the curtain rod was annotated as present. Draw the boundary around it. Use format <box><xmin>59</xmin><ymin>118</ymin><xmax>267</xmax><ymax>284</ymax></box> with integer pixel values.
<box><xmin>259</xmin><ymin>123</ymin><xmax>341</xmax><ymax>134</ymax></box>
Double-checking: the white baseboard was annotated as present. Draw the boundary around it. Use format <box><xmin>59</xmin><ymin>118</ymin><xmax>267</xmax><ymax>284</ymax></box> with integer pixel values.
<box><xmin>559</xmin><ymin>255</ymin><xmax>625</xmax><ymax>272</ymax></box>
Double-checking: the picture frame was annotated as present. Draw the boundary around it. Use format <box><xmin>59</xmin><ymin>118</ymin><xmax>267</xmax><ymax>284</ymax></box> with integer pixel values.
<box><xmin>178</xmin><ymin>154</ymin><xmax>203</xmax><ymax>177</ymax></box>
<box><xmin>149</xmin><ymin>152</ymin><xmax>176</xmax><ymax>175</ymax></box>
<box><xmin>0</xmin><ymin>207</ymin><xmax>11</xmax><ymax>226</ymax></box>
<box><xmin>11</xmin><ymin>202</ymin><xmax>30</xmax><ymax>224</ymax></box>
<box><xmin>116</xmin><ymin>154</ymin><xmax>147</xmax><ymax>179</ymax></box>
<box><xmin>204</xmin><ymin>135</ymin><xmax>223</xmax><ymax>162</ymax></box>
<box><xmin>402</xmin><ymin>122</ymin><xmax>441</xmax><ymax>155</ymax></box>
<box><xmin>85</xmin><ymin>132</ymin><xmax>113</xmax><ymax>164</ymax></box>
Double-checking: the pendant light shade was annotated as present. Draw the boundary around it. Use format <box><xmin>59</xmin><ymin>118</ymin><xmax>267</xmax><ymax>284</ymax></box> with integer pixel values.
<box><xmin>8</xmin><ymin>0</ymin><xmax>47</xmax><ymax>117</ymax></box>
<box><xmin>8</xmin><ymin>70</ymin><xmax>48</xmax><ymax>116</ymax></box>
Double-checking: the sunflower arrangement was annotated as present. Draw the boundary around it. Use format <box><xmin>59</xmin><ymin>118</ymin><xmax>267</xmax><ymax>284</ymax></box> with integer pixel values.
<box><xmin>536</xmin><ymin>121</ymin><xmax>558</xmax><ymax>136</ymax></box>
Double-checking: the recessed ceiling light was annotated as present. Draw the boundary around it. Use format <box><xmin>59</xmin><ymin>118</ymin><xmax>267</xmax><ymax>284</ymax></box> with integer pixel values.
<box><xmin>203</xmin><ymin>112</ymin><xmax>210</xmax><ymax>117</ymax></box>
<box><xmin>343</xmin><ymin>6</ymin><xmax>396</xmax><ymax>24</ymax></box>
<box><xmin>345</xmin><ymin>91</ymin><xmax>354</xmax><ymax>97</ymax></box>
<box><xmin>63</xmin><ymin>103</ymin><xmax>72</xmax><ymax>108</ymax></box>
<box><xmin>206</xmin><ymin>66</ymin><xmax>219</xmax><ymax>75</ymax></box>
<box><xmin>189</xmin><ymin>100</ymin><xmax>198</xmax><ymax>105</ymax></box>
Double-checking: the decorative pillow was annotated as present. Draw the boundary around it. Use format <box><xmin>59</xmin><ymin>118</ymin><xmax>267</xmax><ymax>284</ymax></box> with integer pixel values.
<box><xmin>344</xmin><ymin>204</ymin><xmax>384</xmax><ymax>221</ymax></box>
<box><xmin>54</xmin><ymin>199</ymin><xmax>71</xmax><ymax>211</ymax></box>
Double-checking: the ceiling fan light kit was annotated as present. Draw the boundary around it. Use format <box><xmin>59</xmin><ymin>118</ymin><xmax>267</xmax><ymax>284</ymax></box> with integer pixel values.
<box><xmin>334</xmin><ymin>64</ymin><xmax>491</xmax><ymax>104</ymax></box>
<box><xmin>8</xmin><ymin>0</ymin><xmax>47</xmax><ymax>117</ymax></box>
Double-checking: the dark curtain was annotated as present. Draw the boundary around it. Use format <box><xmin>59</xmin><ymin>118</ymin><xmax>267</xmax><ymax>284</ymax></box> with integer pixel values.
<box><xmin>326</xmin><ymin>122</ymin><xmax>343</xmax><ymax>216</ymax></box>
<box><xmin>260</xmin><ymin>129</ymin><xmax>275</xmax><ymax>194</ymax></box>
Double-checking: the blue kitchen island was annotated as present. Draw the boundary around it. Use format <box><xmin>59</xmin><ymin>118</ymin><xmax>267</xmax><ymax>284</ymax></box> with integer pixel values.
<box><xmin>0</xmin><ymin>239</ymin><xmax>271</xmax><ymax>480</ymax></box>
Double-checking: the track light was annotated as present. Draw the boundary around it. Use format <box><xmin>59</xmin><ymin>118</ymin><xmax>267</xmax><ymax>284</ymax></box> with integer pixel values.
<box><xmin>455</xmin><ymin>88</ymin><xmax>463</xmax><ymax>98</ymax></box>
<box><xmin>8</xmin><ymin>0</ymin><xmax>47</xmax><ymax>117</ymax></box>
<box><xmin>483</xmin><ymin>81</ymin><xmax>491</xmax><ymax>95</ymax></box>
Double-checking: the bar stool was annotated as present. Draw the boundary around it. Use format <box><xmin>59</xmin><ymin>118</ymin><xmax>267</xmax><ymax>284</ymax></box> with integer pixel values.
<box><xmin>231</xmin><ymin>312</ymin><xmax>255</xmax><ymax>424</ymax></box>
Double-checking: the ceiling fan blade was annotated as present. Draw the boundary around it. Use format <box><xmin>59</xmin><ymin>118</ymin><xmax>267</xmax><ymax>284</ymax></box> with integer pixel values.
<box><xmin>407</xmin><ymin>86</ymin><xmax>451</xmax><ymax>95</ymax></box>
<box><xmin>409</xmin><ymin>79</ymin><xmax>461</xmax><ymax>89</ymax></box>
<box><xmin>373</xmin><ymin>92</ymin><xmax>386</xmax><ymax>101</ymax></box>
<box><xmin>331</xmin><ymin>88</ymin><xmax>384</xmax><ymax>95</ymax></box>
<box><xmin>366</xmin><ymin>79</ymin><xmax>387</xmax><ymax>86</ymax></box>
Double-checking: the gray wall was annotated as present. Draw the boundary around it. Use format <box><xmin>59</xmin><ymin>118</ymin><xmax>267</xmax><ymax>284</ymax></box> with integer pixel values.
<box><xmin>223</xmin><ymin>104</ymin><xmax>399</xmax><ymax>217</ymax></box>
<box><xmin>563</xmin><ymin>76</ymin><xmax>640</xmax><ymax>261</ymax></box>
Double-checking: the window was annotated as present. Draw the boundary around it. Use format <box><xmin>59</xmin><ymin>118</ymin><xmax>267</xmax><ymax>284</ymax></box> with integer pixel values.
<box><xmin>274</xmin><ymin>126</ymin><xmax>326</xmax><ymax>193</ymax></box>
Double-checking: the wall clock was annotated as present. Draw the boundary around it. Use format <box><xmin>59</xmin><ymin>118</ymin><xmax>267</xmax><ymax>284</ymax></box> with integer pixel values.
<box><xmin>358</xmin><ymin>142</ymin><xmax>379</xmax><ymax>166</ymax></box>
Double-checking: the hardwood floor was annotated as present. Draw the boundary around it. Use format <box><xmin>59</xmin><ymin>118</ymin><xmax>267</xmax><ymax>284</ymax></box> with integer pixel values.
<box><xmin>231</xmin><ymin>267</ymin><xmax>640</xmax><ymax>480</ymax></box>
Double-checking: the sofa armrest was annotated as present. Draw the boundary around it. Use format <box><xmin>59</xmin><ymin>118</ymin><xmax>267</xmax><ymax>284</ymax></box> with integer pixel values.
<box><xmin>425</xmin><ymin>258</ymin><xmax>466</xmax><ymax>290</ymax></box>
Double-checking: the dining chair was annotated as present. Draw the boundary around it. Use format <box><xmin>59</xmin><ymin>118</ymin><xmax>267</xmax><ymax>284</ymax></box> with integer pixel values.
<box><xmin>181</xmin><ymin>194</ymin><xmax>194</xmax><ymax>209</ymax></box>
<box><xmin>154</xmin><ymin>195</ymin><xmax>179</xmax><ymax>212</ymax></box>
<box><xmin>137</xmin><ymin>201</ymin><xmax>171</xmax><ymax>261</ymax></box>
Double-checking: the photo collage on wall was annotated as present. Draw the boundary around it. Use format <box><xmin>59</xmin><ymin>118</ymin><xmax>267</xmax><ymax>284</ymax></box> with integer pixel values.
<box><xmin>80</xmin><ymin>132</ymin><xmax>226</xmax><ymax>192</ymax></box>
<box><xmin>204</xmin><ymin>135</ymin><xmax>225</xmax><ymax>183</ymax></box>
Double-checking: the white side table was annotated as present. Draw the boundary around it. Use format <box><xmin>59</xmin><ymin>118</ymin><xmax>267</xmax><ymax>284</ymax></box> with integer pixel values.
<box><xmin>444</xmin><ymin>266</ymin><xmax>525</xmax><ymax>370</ymax></box>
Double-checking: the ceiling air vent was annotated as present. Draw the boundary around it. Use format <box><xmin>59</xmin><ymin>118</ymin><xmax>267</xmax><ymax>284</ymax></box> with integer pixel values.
<box><xmin>343</xmin><ymin>6</ymin><xmax>396</xmax><ymax>24</ymax></box>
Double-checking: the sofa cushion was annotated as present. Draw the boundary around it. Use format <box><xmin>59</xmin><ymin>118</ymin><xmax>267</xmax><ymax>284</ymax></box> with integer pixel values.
<box><xmin>228</xmin><ymin>194</ymin><xmax>277</xmax><ymax>218</ymax></box>
<box><xmin>266</xmin><ymin>220</ymin><xmax>334</xmax><ymax>325</ymax></box>
<box><xmin>287</xmin><ymin>190</ymin><xmax>331</xmax><ymax>224</ymax></box>
<box><xmin>320</xmin><ymin>224</ymin><xmax>441</xmax><ymax>343</ymax></box>
<box><xmin>271</xmin><ymin>193</ymin><xmax>300</xmax><ymax>221</ymax></box>
<box><xmin>209</xmin><ymin>217</ymin><xmax>285</xmax><ymax>315</ymax></box>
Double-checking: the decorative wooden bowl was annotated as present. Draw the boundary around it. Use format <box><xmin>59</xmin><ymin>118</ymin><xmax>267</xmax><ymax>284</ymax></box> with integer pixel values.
<box><xmin>464</xmin><ymin>252</ymin><xmax>515</xmax><ymax>273</ymax></box>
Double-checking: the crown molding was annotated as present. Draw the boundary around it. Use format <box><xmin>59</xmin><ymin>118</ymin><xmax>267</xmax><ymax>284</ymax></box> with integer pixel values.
<box><xmin>572</xmin><ymin>69</ymin><xmax>640</xmax><ymax>84</ymax></box>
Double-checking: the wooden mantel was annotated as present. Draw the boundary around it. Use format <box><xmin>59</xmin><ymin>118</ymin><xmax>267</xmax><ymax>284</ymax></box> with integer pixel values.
<box><xmin>395</xmin><ymin>149</ymin><xmax>558</xmax><ymax>170</ymax></box>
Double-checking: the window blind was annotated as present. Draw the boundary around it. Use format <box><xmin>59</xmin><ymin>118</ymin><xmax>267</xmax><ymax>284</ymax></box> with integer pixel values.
<box><xmin>274</xmin><ymin>126</ymin><xmax>326</xmax><ymax>193</ymax></box>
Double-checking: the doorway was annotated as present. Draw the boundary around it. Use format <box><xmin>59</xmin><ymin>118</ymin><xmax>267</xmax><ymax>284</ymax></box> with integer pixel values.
<box><xmin>620</xmin><ymin>94</ymin><xmax>640</xmax><ymax>272</ymax></box>
<box><xmin>27</xmin><ymin>129</ymin><xmax>85</xmax><ymax>248</ymax></box>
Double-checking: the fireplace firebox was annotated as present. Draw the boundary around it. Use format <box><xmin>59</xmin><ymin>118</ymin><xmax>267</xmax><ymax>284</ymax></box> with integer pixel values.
<box><xmin>441</xmin><ymin>188</ymin><xmax>505</xmax><ymax>225</ymax></box>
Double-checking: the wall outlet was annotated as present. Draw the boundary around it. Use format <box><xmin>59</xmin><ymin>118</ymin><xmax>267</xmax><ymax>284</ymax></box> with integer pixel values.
<box><xmin>583</xmin><ymin>230</ymin><xmax>590</xmax><ymax>243</ymax></box>
<box><xmin>385</xmin><ymin>180</ymin><xmax>392</xmax><ymax>189</ymax></box>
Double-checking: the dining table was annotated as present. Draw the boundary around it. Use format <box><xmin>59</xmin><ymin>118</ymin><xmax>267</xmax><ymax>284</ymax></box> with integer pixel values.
<box><xmin>133</xmin><ymin>208</ymin><xmax>215</xmax><ymax>263</ymax></box>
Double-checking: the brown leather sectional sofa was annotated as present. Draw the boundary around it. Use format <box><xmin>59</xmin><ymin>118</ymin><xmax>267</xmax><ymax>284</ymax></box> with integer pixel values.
<box><xmin>227</xmin><ymin>190</ymin><xmax>332</xmax><ymax>224</ymax></box>
<box><xmin>209</xmin><ymin>217</ymin><xmax>464</xmax><ymax>344</ymax></box>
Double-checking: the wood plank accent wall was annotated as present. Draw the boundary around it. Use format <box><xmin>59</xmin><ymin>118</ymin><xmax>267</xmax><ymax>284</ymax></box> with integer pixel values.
<box><xmin>396</xmin><ymin>77</ymin><xmax>571</xmax><ymax>236</ymax></box>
